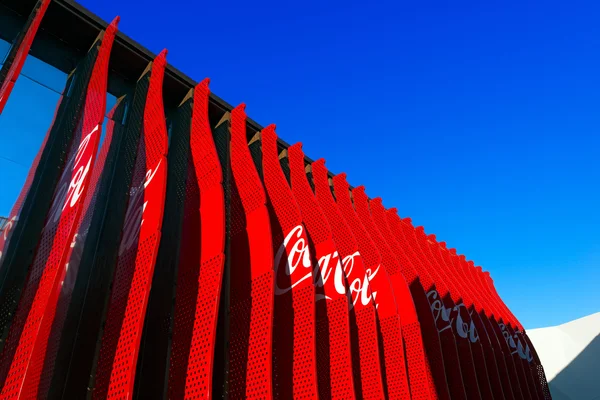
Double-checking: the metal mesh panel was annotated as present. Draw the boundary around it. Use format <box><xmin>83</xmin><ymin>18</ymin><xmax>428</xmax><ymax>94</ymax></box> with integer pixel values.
<box><xmin>0</xmin><ymin>27</ymin><xmax>102</xmax><ymax>370</ymax></box>
<box><xmin>310</xmin><ymin>159</ymin><xmax>385</xmax><ymax>399</ymax></box>
<box><xmin>134</xmin><ymin>92</ymin><xmax>192</xmax><ymax>399</ymax></box>
<box><xmin>375</xmin><ymin>204</ymin><xmax>447</xmax><ymax>400</ymax></box>
<box><xmin>257</xmin><ymin>126</ymin><xmax>317</xmax><ymax>399</ymax></box>
<box><xmin>0</xmin><ymin>20</ymin><xmax>117</xmax><ymax>399</ymax></box>
<box><xmin>165</xmin><ymin>78</ymin><xmax>226</xmax><ymax>399</ymax></box>
<box><xmin>425</xmin><ymin>236</ymin><xmax>493</xmax><ymax>400</ymax></box>
<box><xmin>91</xmin><ymin>50</ymin><xmax>168</xmax><ymax>399</ymax></box>
<box><xmin>39</xmin><ymin>98</ymin><xmax>126</xmax><ymax>400</ymax></box>
<box><xmin>287</xmin><ymin>143</ymin><xmax>354</xmax><ymax>399</ymax></box>
<box><xmin>353</xmin><ymin>189</ymin><xmax>433</xmax><ymax>400</ymax></box>
<box><xmin>227</xmin><ymin>104</ymin><xmax>274</xmax><ymax>399</ymax></box>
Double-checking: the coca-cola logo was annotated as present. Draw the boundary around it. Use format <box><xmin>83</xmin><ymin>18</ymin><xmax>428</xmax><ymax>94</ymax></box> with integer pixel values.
<box><xmin>274</xmin><ymin>225</ymin><xmax>378</xmax><ymax>307</ymax></box>
<box><xmin>118</xmin><ymin>159</ymin><xmax>162</xmax><ymax>256</ymax></box>
<box><xmin>45</xmin><ymin>125</ymin><xmax>99</xmax><ymax>228</ymax></box>
<box><xmin>342</xmin><ymin>252</ymin><xmax>379</xmax><ymax>309</ymax></box>
<box><xmin>499</xmin><ymin>323</ymin><xmax>533</xmax><ymax>362</ymax></box>
<box><xmin>427</xmin><ymin>289</ymin><xmax>478</xmax><ymax>343</ymax></box>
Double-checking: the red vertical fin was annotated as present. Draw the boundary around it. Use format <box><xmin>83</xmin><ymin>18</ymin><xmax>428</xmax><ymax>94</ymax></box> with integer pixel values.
<box><xmin>0</xmin><ymin>0</ymin><xmax>51</xmax><ymax>114</ymax></box>
<box><xmin>287</xmin><ymin>143</ymin><xmax>354</xmax><ymax>399</ymax></box>
<box><xmin>475</xmin><ymin>268</ymin><xmax>543</xmax><ymax>400</ymax></box>
<box><xmin>426</xmin><ymin>235</ymin><xmax>495</xmax><ymax>400</ymax></box>
<box><xmin>448</xmin><ymin>250</ymin><xmax>517</xmax><ymax>400</ymax></box>
<box><xmin>227</xmin><ymin>104</ymin><xmax>274</xmax><ymax>399</ymax></box>
<box><xmin>259</xmin><ymin>127</ymin><xmax>317</xmax><ymax>399</ymax></box>
<box><xmin>0</xmin><ymin>18</ymin><xmax>119</xmax><ymax>400</ymax></box>
<box><xmin>384</xmin><ymin>208</ymin><xmax>451</xmax><ymax>400</ymax></box>
<box><xmin>437</xmin><ymin>243</ymin><xmax>506</xmax><ymax>400</ymax></box>
<box><xmin>413</xmin><ymin>227</ymin><xmax>482</xmax><ymax>400</ymax></box>
<box><xmin>332</xmin><ymin>173</ymin><xmax>407</xmax><ymax>399</ymax></box>
<box><xmin>460</xmin><ymin>258</ymin><xmax>526</xmax><ymax>400</ymax></box>
<box><xmin>167</xmin><ymin>78</ymin><xmax>227</xmax><ymax>398</ymax></box>
<box><xmin>397</xmin><ymin>218</ymin><xmax>468</xmax><ymax>400</ymax></box>
<box><xmin>351</xmin><ymin>189</ymin><xmax>428</xmax><ymax>400</ymax></box>
<box><xmin>91</xmin><ymin>48</ymin><xmax>169</xmax><ymax>399</ymax></box>
<box><xmin>312</xmin><ymin>159</ymin><xmax>385</xmax><ymax>400</ymax></box>
<box><xmin>39</xmin><ymin>97</ymin><xmax>126</xmax><ymax>400</ymax></box>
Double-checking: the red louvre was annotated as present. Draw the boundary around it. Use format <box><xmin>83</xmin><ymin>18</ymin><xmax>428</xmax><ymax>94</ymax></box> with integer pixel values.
<box><xmin>0</xmin><ymin>18</ymin><xmax>118</xmax><ymax>400</ymax></box>
<box><xmin>435</xmin><ymin>243</ymin><xmax>507</xmax><ymax>400</ymax></box>
<box><xmin>39</xmin><ymin>98</ymin><xmax>125</xmax><ymax>400</ymax></box>
<box><xmin>382</xmin><ymin>207</ymin><xmax>452</xmax><ymax>400</ymax></box>
<box><xmin>478</xmin><ymin>271</ymin><xmax>550</xmax><ymax>398</ymax></box>
<box><xmin>457</xmin><ymin>255</ymin><xmax>527</xmax><ymax>400</ymax></box>
<box><xmin>394</xmin><ymin>217</ymin><xmax>468</xmax><ymax>400</ymax></box>
<box><xmin>311</xmin><ymin>159</ymin><xmax>385</xmax><ymax>400</ymax></box>
<box><xmin>167</xmin><ymin>78</ymin><xmax>226</xmax><ymax>398</ymax></box>
<box><xmin>227</xmin><ymin>104</ymin><xmax>274</xmax><ymax>399</ymax></box>
<box><xmin>91</xmin><ymin>49</ymin><xmax>169</xmax><ymax>399</ymax></box>
<box><xmin>332</xmin><ymin>174</ymin><xmax>410</xmax><ymax>399</ymax></box>
<box><xmin>287</xmin><ymin>143</ymin><xmax>354</xmax><ymax>399</ymax></box>
<box><xmin>351</xmin><ymin>189</ymin><xmax>430</xmax><ymax>400</ymax></box>
<box><xmin>0</xmin><ymin>0</ymin><xmax>50</xmax><ymax>114</ymax></box>
<box><xmin>468</xmin><ymin>262</ymin><xmax>538</xmax><ymax>399</ymax></box>
<box><xmin>473</xmin><ymin>266</ymin><xmax>544</xmax><ymax>399</ymax></box>
<box><xmin>258</xmin><ymin>127</ymin><xmax>317</xmax><ymax>399</ymax></box>
<box><xmin>423</xmin><ymin>234</ymin><xmax>495</xmax><ymax>399</ymax></box>
<box><xmin>412</xmin><ymin>226</ymin><xmax>482</xmax><ymax>399</ymax></box>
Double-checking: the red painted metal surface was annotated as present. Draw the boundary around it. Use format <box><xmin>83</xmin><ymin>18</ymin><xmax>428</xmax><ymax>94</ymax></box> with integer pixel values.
<box><xmin>0</xmin><ymin>0</ymin><xmax>50</xmax><ymax>114</ymax></box>
<box><xmin>423</xmin><ymin>234</ymin><xmax>496</xmax><ymax>400</ymax></box>
<box><xmin>383</xmin><ymin>208</ymin><xmax>452</xmax><ymax>400</ymax></box>
<box><xmin>91</xmin><ymin>49</ymin><xmax>168</xmax><ymax>399</ymax></box>
<box><xmin>39</xmin><ymin>97</ymin><xmax>124</xmax><ymax>400</ymax></box>
<box><xmin>227</xmin><ymin>104</ymin><xmax>274</xmax><ymax>399</ymax></box>
<box><xmin>0</xmin><ymin>18</ymin><xmax>118</xmax><ymax>399</ymax></box>
<box><xmin>332</xmin><ymin>173</ymin><xmax>411</xmax><ymax>399</ymax></box>
<box><xmin>167</xmin><ymin>78</ymin><xmax>226</xmax><ymax>399</ymax></box>
<box><xmin>259</xmin><ymin>127</ymin><xmax>317</xmax><ymax>399</ymax></box>
<box><xmin>287</xmin><ymin>143</ymin><xmax>355</xmax><ymax>399</ymax></box>
<box><xmin>311</xmin><ymin>159</ymin><xmax>386</xmax><ymax>400</ymax></box>
<box><xmin>351</xmin><ymin>189</ymin><xmax>431</xmax><ymax>400</ymax></box>
<box><xmin>436</xmin><ymin>243</ymin><xmax>507</xmax><ymax>400</ymax></box>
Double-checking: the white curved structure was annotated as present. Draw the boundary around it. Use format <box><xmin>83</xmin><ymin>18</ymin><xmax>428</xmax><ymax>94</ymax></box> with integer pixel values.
<box><xmin>528</xmin><ymin>312</ymin><xmax>600</xmax><ymax>400</ymax></box>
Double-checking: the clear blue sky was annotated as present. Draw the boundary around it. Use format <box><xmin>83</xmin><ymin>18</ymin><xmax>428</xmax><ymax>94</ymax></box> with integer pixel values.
<box><xmin>2</xmin><ymin>0</ymin><xmax>599</xmax><ymax>329</ymax></box>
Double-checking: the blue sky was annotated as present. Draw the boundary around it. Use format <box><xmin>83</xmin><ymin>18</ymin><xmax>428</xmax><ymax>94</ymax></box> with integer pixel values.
<box><xmin>2</xmin><ymin>0</ymin><xmax>599</xmax><ymax>329</ymax></box>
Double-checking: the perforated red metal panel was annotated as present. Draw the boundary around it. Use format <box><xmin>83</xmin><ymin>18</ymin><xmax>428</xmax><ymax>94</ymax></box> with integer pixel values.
<box><xmin>0</xmin><ymin>19</ymin><xmax>118</xmax><ymax>400</ymax></box>
<box><xmin>436</xmin><ymin>244</ymin><xmax>506</xmax><ymax>400</ymax></box>
<box><xmin>38</xmin><ymin>98</ymin><xmax>124</xmax><ymax>400</ymax></box>
<box><xmin>228</xmin><ymin>104</ymin><xmax>274</xmax><ymax>399</ymax></box>
<box><xmin>311</xmin><ymin>158</ymin><xmax>385</xmax><ymax>400</ymax></box>
<box><xmin>332</xmin><ymin>173</ymin><xmax>411</xmax><ymax>399</ymax></box>
<box><xmin>383</xmin><ymin>208</ymin><xmax>451</xmax><ymax>400</ymax></box>
<box><xmin>394</xmin><ymin>217</ymin><xmax>468</xmax><ymax>400</ymax></box>
<box><xmin>411</xmin><ymin>227</ymin><xmax>482</xmax><ymax>400</ymax></box>
<box><xmin>425</xmin><ymin>235</ymin><xmax>495</xmax><ymax>400</ymax></box>
<box><xmin>456</xmin><ymin>256</ymin><xmax>525</xmax><ymax>400</ymax></box>
<box><xmin>474</xmin><ymin>267</ymin><xmax>545</xmax><ymax>400</ymax></box>
<box><xmin>164</xmin><ymin>79</ymin><xmax>225</xmax><ymax>399</ymax></box>
<box><xmin>258</xmin><ymin>127</ymin><xmax>318</xmax><ymax>399</ymax></box>
<box><xmin>0</xmin><ymin>0</ymin><xmax>50</xmax><ymax>114</ymax></box>
<box><xmin>351</xmin><ymin>189</ymin><xmax>429</xmax><ymax>400</ymax></box>
<box><xmin>91</xmin><ymin>49</ymin><xmax>168</xmax><ymax>399</ymax></box>
<box><xmin>287</xmin><ymin>143</ymin><xmax>354</xmax><ymax>399</ymax></box>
